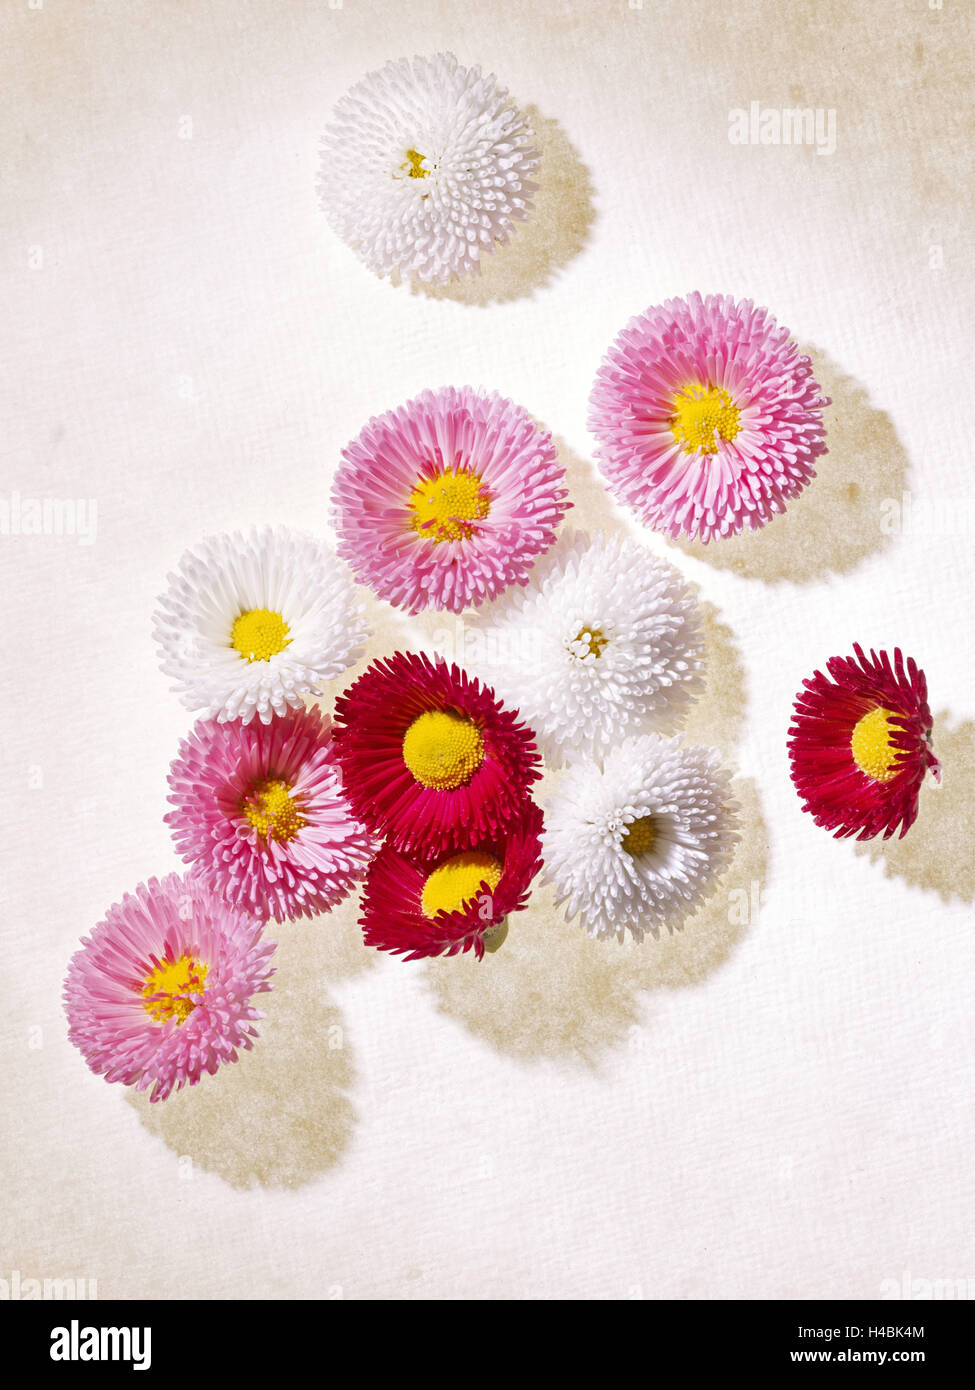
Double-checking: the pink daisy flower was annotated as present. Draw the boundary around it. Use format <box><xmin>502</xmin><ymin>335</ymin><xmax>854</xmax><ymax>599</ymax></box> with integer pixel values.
<box><xmin>360</xmin><ymin>800</ymin><xmax>544</xmax><ymax>961</ymax></box>
<box><xmin>788</xmin><ymin>645</ymin><xmax>940</xmax><ymax>840</ymax></box>
<box><xmin>64</xmin><ymin>874</ymin><xmax>275</xmax><ymax>1102</ymax></box>
<box><xmin>588</xmin><ymin>292</ymin><xmax>829</xmax><ymax>542</ymax></box>
<box><xmin>166</xmin><ymin>705</ymin><xmax>374</xmax><ymax>922</ymax></box>
<box><xmin>332</xmin><ymin>386</ymin><xmax>570</xmax><ymax>613</ymax></box>
<box><xmin>332</xmin><ymin>650</ymin><xmax>541</xmax><ymax>854</ymax></box>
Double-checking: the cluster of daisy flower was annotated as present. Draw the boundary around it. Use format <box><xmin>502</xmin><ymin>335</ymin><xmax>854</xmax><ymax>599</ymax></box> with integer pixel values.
<box><xmin>60</xmin><ymin>50</ymin><xmax>943</xmax><ymax>1107</ymax></box>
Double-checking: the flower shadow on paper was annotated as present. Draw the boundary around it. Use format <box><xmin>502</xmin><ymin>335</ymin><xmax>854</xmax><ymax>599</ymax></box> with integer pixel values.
<box><xmin>410</xmin><ymin>108</ymin><xmax>595</xmax><ymax>307</ymax></box>
<box><xmin>667</xmin><ymin>347</ymin><xmax>909</xmax><ymax>583</ymax></box>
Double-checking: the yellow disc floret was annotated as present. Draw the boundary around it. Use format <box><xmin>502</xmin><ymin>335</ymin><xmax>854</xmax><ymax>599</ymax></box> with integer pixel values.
<box><xmin>621</xmin><ymin>815</ymin><xmax>657</xmax><ymax>856</ymax></box>
<box><xmin>142</xmin><ymin>954</ymin><xmax>209</xmax><ymax>1025</ymax></box>
<box><xmin>851</xmin><ymin>706</ymin><xmax>902</xmax><ymax>783</ymax></box>
<box><xmin>670</xmin><ymin>384</ymin><xmax>741</xmax><ymax>455</ymax></box>
<box><xmin>421</xmin><ymin>850</ymin><xmax>503</xmax><ymax>919</ymax></box>
<box><xmin>402</xmin><ymin>709</ymin><xmax>485</xmax><ymax>790</ymax></box>
<box><xmin>408</xmin><ymin>467</ymin><xmax>491</xmax><ymax>544</ymax></box>
<box><xmin>231</xmin><ymin>608</ymin><xmax>291</xmax><ymax>663</ymax></box>
<box><xmin>241</xmin><ymin>778</ymin><xmax>306</xmax><ymax>842</ymax></box>
<box><xmin>571</xmin><ymin>626</ymin><xmax>609</xmax><ymax>659</ymax></box>
<box><xmin>403</xmin><ymin>148</ymin><xmax>428</xmax><ymax>179</ymax></box>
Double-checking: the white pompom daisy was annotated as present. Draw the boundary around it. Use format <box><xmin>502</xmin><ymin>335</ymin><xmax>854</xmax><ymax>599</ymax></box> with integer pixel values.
<box><xmin>467</xmin><ymin>531</ymin><xmax>703</xmax><ymax>766</ymax></box>
<box><xmin>543</xmin><ymin>735</ymin><xmax>740</xmax><ymax>942</ymax></box>
<box><xmin>320</xmin><ymin>52</ymin><xmax>538</xmax><ymax>285</ymax></box>
<box><xmin>153</xmin><ymin>527</ymin><xmax>367</xmax><ymax>725</ymax></box>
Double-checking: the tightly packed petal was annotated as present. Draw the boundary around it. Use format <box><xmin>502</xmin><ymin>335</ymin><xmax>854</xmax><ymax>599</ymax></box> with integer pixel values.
<box><xmin>64</xmin><ymin>874</ymin><xmax>275</xmax><ymax>1102</ymax></box>
<box><xmin>166</xmin><ymin>706</ymin><xmax>375</xmax><ymax>922</ymax></box>
<box><xmin>153</xmin><ymin>526</ymin><xmax>367</xmax><ymax>725</ymax></box>
<box><xmin>788</xmin><ymin>644</ymin><xmax>940</xmax><ymax>840</ymax></box>
<box><xmin>332</xmin><ymin>650</ymin><xmax>541</xmax><ymax>854</ymax></box>
<box><xmin>543</xmin><ymin>734</ymin><xmax>739</xmax><ymax>942</ymax></box>
<box><xmin>466</xmin><ymin>529</ymin><xmax>702</xmax><ymax>765</ymax></box>
<box><xmin>588</xmin><ymin>292</ymin><xmax>829</xmax><ymax>542</ymax></box>
<box><xmin>320</xmin><ymin>52</ymin><xmax>538</xmax><ymax>284</ymax></box>
<box><xmin>332</xmin><ymin>386</ymin><xmax>570</xmax><ymax>614</ymax></box>
<box><xmin>359</xmin><ymin>800</ymin><xmax>543</xmax><ymax>961</ymax></box>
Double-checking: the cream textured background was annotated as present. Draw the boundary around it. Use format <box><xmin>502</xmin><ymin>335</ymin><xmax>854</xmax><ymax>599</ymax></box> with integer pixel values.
<box><xmin>2</xmin><ymin>0</ymin><xmax>974</xmax><ymax>1300</ymax></box>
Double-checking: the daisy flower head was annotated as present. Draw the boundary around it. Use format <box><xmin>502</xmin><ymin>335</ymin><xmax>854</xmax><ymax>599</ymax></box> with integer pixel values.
<box><xmin>543</xmin><ymin>734</ymin><xmax>740</xmax><ymax>943</ymax></box>
<box><xmin>64</xmin><ymin>874</ymin><xmax>275</xmax><ymax>1102</ymax></box>
<box><xmin>332</xmin><ymin>386</ymin><xmax>570</xmax><ymax>614</ymax></box>
<box><xmin>153</xmin><ymin>527</ymin><xmax>367</xmax><ymax>725</ymax></box>
<box><xmin>788</xmin><ymin>644</ymin><xmax>940</xmax><ymax>840</ymax></box>
<box><xmin>588</xmin><ymin>292</ymin><xmax>829</xmax><ymax>543</ymax></box>
<box><xmin>359</xmin><ymin>800</ymin><xmax>543</xmax><ymax>961</ymax></box>
<box><xmin>320</xmin><ymin>52</ymin><xmax>538</xmax><ymax>285</ymax></box>
<box><xmin>468</xmin><ymin>529</ymin><xmax>703</xmax><ymax>765</ymax></box>
<box><xmin>166</xmin><ymin>705</ymin><xmax>375</xmax><ymax>922</ymax></box>
<box><xmin>332</xmin><ymin>650</ymin><xmax>541</xmax><ymax>854</ymax></box>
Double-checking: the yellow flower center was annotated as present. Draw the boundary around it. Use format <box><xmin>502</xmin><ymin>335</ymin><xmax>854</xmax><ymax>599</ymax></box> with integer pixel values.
<box><xmin>420</xmin><ymin>850</ymin><xmax>503</xmax><ymax>919</ymax></box>
<box><xmin>621</xmin><ymin>815</ymin><xmax>657</xmax><ymax>856</ymax></box>
<box><xmin>670</xmin><ymin>384</ymin><xmax>741</xmax><ymax>455</ymax></box>
<box><xmin>571</xmin><ymin>626</ymin><xmax>609</xmax><ymax>659</ymax></box>
<box><xmin>851</xmin><ymin>706</ymin><xmax>902</xmax><ymax>783</ymax></box>
<box><xmin>231</xmin><ymin>608</ymin><xmax>291</xmax><ymax>663</ymax></box>
<box><xmin>403</xmin><ymin>148</ymin><xmax>428</xmax><ymax>179</ymax></box>
<box><xmin>141</xmin><ymin>954</ymin><xmax>209</xmax><ymax>1025</ymax></box>
<box><xmin>241</xmin><ymin>778</ymin><xmax>305</xmax><ymax>842</ymax></box>
<box><xmin>402</xmin><ymin>709</ymin><xmax>484</xmax><ymax>790</ymax></box>
<box><xmin>408</xmin><ymin>467</ymin><xmax>491</xmax><ymax>544</ymax></box>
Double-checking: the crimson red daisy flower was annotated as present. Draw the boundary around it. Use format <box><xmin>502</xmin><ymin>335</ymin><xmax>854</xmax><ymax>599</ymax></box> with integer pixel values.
<box><xmin>332</xmin><ymin>651</ymin><xmax>540</xmax><ymax>854</ymax></box>
<box><xmin>359</xmin><ymin>800</ymin><xmax>544</xmax><ymax>960</ymax></box>
<box><xmin>788</xmin><ymin>645</ymin><xmax>940</xmax><ymax>840</ymax></box>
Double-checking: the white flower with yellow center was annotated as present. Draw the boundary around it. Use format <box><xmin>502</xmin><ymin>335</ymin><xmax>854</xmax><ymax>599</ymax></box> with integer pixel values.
<box><xmin>543</xmin><ymin>734</ymin><xmax>740</xmax><ymax>942</ymax></box>
<box><xmin>467</xmin><ymin>531</ymin><xmax>703</xmax><ymax>766</ymax></box>
<box><xmin>154</xmin><ymin>527</ymin><xmax>367</xmax><ymax>725</ymax></box>
<box><xmin>320</xmin><ymin>52</ymin><xmax>538</xmax><ymax>284</ymax></box>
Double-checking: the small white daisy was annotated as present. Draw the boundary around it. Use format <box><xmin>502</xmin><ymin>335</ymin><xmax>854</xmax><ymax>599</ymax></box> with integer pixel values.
<box><xmin>467</xmin><ymin>531</ymin><xmax>703</xmax><ymax>766</ymax></box>
<box><xmin>153</xmin><ymin>527</ymin><xmax>367</xmax><ymax>725</ymax></box>
<box><xmin>320</xmin><ymin>52</ymin><xmax>538</xmax><ymax>284</ymax></box>
<box><xmin>543</xmin><ymin>734</ymin><xmax>740</xmax><ymax>942</ymax></box>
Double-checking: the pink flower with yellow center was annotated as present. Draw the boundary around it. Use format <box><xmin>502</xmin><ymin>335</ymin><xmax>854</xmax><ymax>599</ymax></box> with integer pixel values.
<box><xmin>332</xmin><ymin>386</ymin><xmax>570</xmax><ymax>613</ymax></box>
<box><xmin>588</xmin><ymin>292</ymin><xmax>829</xmax><ymax>542</ymax></box>
<box><xmin>166</xmin><ymin>706</ymin><xmax>375</xmax><ymax>922</ymax></box>
<box><xmin>63</xmin><ymin>874</ymin><xmax>275</xmax><ymax>1102</ymax></box>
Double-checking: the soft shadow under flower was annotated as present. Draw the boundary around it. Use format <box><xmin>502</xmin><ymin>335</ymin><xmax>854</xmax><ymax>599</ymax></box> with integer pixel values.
<box><xmin>669</xmin><ymin>347</ymin><xmax>909</xmax><ymax>583</ymax></box>
<box><xmin>129</xmin><ymin>914</ymin><xmax>357</xmax><ymax>1189</ymax></box>
<box><xmin>423</xmin><ymin>778</ymin><xmax>767</xmax><ymax>1064</ymax></box>
<box><xmin>855</xmin><ymin>712</ymin><xmax>974</xmax><ymax>903</ymax></box>
<box><xmin>412</xmin><ymin>108</ymin><xmax>595</xmax><ymax>306</ymax></box>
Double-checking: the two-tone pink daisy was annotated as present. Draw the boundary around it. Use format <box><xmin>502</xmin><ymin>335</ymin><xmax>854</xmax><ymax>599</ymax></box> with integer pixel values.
<box><xmin>588</xmin><ymin>292</ymin><xmax>829</xmax><ymax>542</ymax></box>
<box><xmin>332</xmin><ymin>387</ymin><xmax>570</xmax><ymax>613</ymax></box>
<box><xmin>166</xmin><ymin>705</ymin><xmax>374</xmax><ymax>922</ymax></box>
<box><xmin>359</xmin><ymin>800</ymin><xmax>544</xmax><ymax>961</ymax></box>
<box><xmin>788</xmin><ymin>645</ymin><xmax>940</xmax><ymax>840</ymax></box>
<box><xmin>332</xmin><ymin>650</ymin><xmax>540</xmax><ymax>854</ymax></box>
<box><xmin>64</xmin><ymin>874</ymin><xmax>275</xmax><ymax>1102</ymax></box>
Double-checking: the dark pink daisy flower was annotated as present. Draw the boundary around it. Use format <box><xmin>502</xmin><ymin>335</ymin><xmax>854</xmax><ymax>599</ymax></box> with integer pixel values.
<box><xmin>588</xmin><ymin>292</ymin><xmax>829</xmax><ymax>542</ymax></box>
<box><xmin>359</xmin><ymin>800</ymin><xmax>544</xmax><ymax>961</ymax></box>
<box><xmin>332</xmin><ymin>386</ymin><xmax>570</xmax><ymax>614</ymax></box>
<box><xmin>64</xmin><ymin>874</ymin><xmax>275</xmax><ymax>1102</ymax></box>
<box><xmin>166</xmin><ymin>706</ymin><xmax>375</xmax><ymax>923</ymax></box>
<box><xmin>332</xmin><ymin>650</ymin><xmax>541</xmax><ymax>854</ymax></box>
<box><xmin>788</xmin><ymin>645</ymin><xmax>940</xmax><ymax>840</ymax></box>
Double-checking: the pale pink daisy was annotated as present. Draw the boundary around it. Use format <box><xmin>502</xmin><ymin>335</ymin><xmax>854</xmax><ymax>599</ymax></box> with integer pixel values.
<box><xmin>332</xmin><ymin>386</ymin><xmax>570</xmax><ymax>613</ymax></box>
<box><xmin>166</xmin><ymin>705</ymin><xmax>375</xmax><ymax>922</ymax></box>
<box><xmin>64</xmin><ymin>874</ymin><xmax>275</xmax><ymax>1102</ymax></box>
<box><xmin>588</xmin><ymin>292</ymin><xmax>829</xmax><ymax>542</ymax></box>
